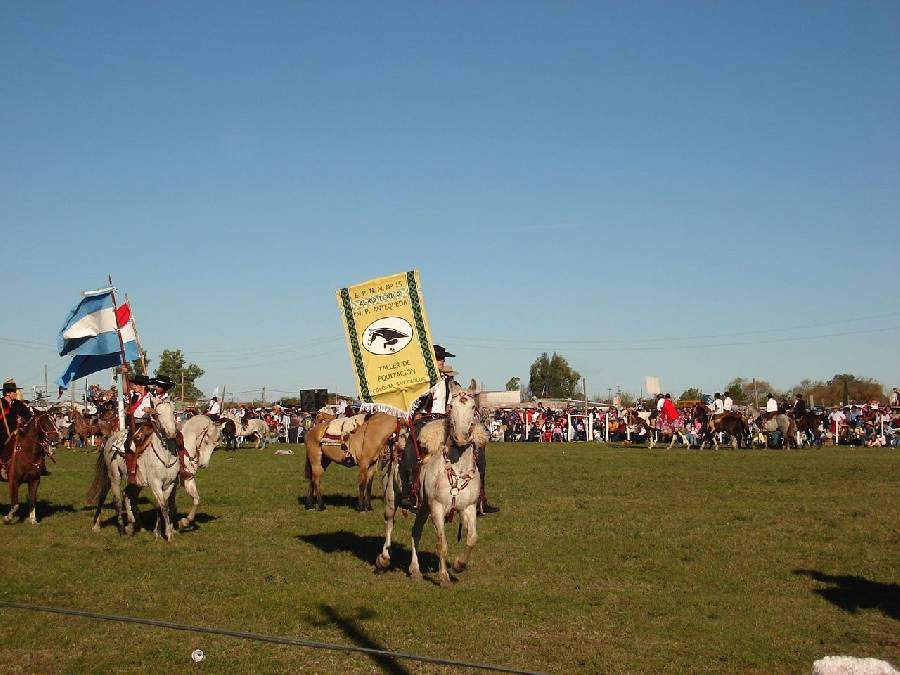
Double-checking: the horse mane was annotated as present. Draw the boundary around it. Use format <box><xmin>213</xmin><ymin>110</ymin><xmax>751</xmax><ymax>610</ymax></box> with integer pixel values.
<box><xmin>417</xmin><ymin>418</ymin><xmax>488</xmax><ymax>460</ymax></box>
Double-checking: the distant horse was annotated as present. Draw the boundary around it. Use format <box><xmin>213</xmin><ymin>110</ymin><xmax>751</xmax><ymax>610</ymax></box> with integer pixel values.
<box><xmin>691</xmin><ymin>404</ymin><xmax>717</xmax><ymax>449</ymax></box>
<box><xmin>2</xmin><ymin>413</ymin><xmax>60</xmax><ymax>525</ymax></box>
<box><xmin>794</xmin><ymin>411</ymin><xmax>825</xmax><ymax>446</ymax></box>
<box><xmin>747</xmin><ymin>405</ymin><xmax>798</xmax><ymax>449</ymax></box>
<box><xmin>377</xmin><ymin>382</ymin><xmax>485</xmax><ymax>586</ymax></box>
<box><xmin>222</xmin><ymin>413</ymin><xmax>269</xmax><ymax>449</ymax></box>
<box><xmin>86</xmin><ymin>399</ymin><xmax>181</xmax><ymax>540</ymax></box>
<box><xmin>305</xmin><ymin>412</ymin><xmax>408</xmax><ymax>511</ymax></box>
<box><xmin>707</xmin><ymin>411</ymin><xmax>750</xmax><ymax>450</ymax></box>
<box><xmin>71</xmin><ymin>407</ymin><xmax>117</xmax><ymax>446</ymax></box>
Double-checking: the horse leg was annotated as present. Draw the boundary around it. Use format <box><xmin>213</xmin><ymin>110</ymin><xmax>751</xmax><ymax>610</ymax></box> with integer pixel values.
<box><xmin>365</xmin><ymin>461</ymin><xmax>378</xmax><ymax>511</ymax></box>
<box><xmin>3</xmin><ymin>478</ymin><xmax>19</xmax><ymax>524</ymax></box>
<box><xmin>28</xmin><ymin>478</ymin><xmax>39</xmax><ymax>525</ymax></box>
<box><xmin>92</xmin><ymin>481</ymin><xmax>110</xmax><ymax>533</ymax></box>
<box><xmin>430</xmin><ymin>503</ymin><xmax>451</xmax><ymax>587</ymax></box>
<box><xmin>376</xmin><ymin>461</ymin><xmax>398</xmax><ymax>570</ymax></box>
<box><xmin>312</xmin><ymin>462</ymin><xmax>326</xmax><ymax>511</ymax></box>
<box><xmin>124</xmin><ymin>484</ymin><xmax>141</xmax><ymax>535</ymax></box>
<box><xmin>178</xmin><ymin>476</ymin><xmax>200</xmax><ymax>529</ymax></box>
<box><xmin>408</xmin><ymin>507</ymin><xmax>429</xmax><ymax>581</ymax></box>
<box><xmin>452</xmin><ymin>504</ymin><xmax>478</xmax><ymax>574</ymax></box>
<box><xmin>164</xmin><ymin>484</ymin><xmax>177</xmax><ymax>540</ymax></box>
<box><xmin>150</xmin><ymin>482</ymin><xmax>172</xmax><ymax>541</ymax></box>
<box><xmin>356</xmin><ymin>463</ymin><xmax>369</xmax><ymax>511</ymax></box>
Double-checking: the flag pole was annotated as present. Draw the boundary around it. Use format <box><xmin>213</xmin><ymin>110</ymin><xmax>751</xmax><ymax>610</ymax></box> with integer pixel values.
<box><xmin>124</xmin><ymin>293</ymin><xmax>148</xmax><ymax>375</ymax></box>
<box><xmin>108</xmin><ymin>275</ymin><xmax>133</xmax><ymax>434</ymax></box>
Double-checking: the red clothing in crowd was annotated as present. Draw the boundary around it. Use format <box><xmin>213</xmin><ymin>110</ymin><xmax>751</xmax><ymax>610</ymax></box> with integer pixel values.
<box><xmin>661</xmin><ymin>399</ymin><xmax>678</xmax><ymax>423</ymax></box>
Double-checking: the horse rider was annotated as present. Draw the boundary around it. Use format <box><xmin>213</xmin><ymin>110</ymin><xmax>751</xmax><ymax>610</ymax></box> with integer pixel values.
<box><xmin>723</xmin><ymin>392</ymin><xmax>734</xmax><ymax>412</ymax></box>
<box><xmin>792</xmin><ymin>393</ymin><xmax>806</xmax><ymax>417</ymax></box>
<box><xmin>660</xmin><ymin>393</ymin><xmax>678</xmax><ymax>425</ymax></box>
<box><xmin>150</xmin><ymin>376</ymin><xmax>174</xmax><ymax>402</ymax></box>
<box><xmin>653</xmin><ymin>394</ymin><xmax>664</xmax><ymax>420</ymax></box>
<box><xmin>1</xmin><ymin>379</ymin><xmax>33</xmax><ymax>480</ymax></box>
<box><xmin>398</xmin><ymin>345</ymin><xmax>499</xmax><ymax>515</ymax></box>
<box><xmin>765</xmin><ymin>393</ymin><xmax>779</xmax><ymax>418</ymax></box>
<box><xmin>124</xmin><ymin>373</ymin><xmax>153</xmax><ymax>484</ymax></box>
<box><xmin>206</xmin><ymin>396</ymin><xmax>221</xmax><ymax>422</ymax></box>
<box><xmin>711</xmin><ymin>393</ymin><xmax>725</xmax><ymax>416</ymax></box>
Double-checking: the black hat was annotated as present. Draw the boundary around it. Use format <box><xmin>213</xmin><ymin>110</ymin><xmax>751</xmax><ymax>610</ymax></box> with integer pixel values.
<box><xmin>3</xmin><ymin>380</ymin><xmax>22</xmax><ymax>394</ymax></box>
<box><xmin>433</xmin><ymin>344</ymin><xmax>455</xmax><ymax>360</ymax></box>
<box><xmin>132</xmin><ymin>374</ymin><xmax>150</xmax><ymax>386</ymax></box>
<box><xmin>150</xmin><ymin>376</ymin><xmax>174</xmax><ymax>390</ymax></box>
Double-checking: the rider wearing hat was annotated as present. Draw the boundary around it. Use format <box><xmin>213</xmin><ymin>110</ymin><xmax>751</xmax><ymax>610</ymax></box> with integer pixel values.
<box><xmin>124</xmin><ymin>373</ymin><xmax>152</xmax><ymax>484</ymax></box>
<box><xmin>150</xmin><ymin>376</ymin><xmax>174</xmax><ymax>402</ymax></box>
<box><xmin>1</xmin><ymin>379</ymin><xmax>33</xmax><ymax>479</ymax></box>
<box><xmin>398</xmin><ymin>346</ymin><xmax>499</xmax><ymax>514</ymax></box>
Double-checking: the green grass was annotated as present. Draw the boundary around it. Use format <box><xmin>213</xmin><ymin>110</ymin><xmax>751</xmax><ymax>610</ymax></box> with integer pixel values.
<box><xmin>1</xmin><ymin>443</ymin><xmax>897</xmax><ymax>673</ymax></box>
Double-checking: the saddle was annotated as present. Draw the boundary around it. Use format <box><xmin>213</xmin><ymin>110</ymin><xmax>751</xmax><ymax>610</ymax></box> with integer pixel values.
<box><xmin>128</xmin><ymin>422</ymin><xmax>156</xmax><ymax>457</ymax></box>
<box><xmin>321</xmin><ymin>413</ymin><xmax>367</xmax><ymax>467</ymax></box>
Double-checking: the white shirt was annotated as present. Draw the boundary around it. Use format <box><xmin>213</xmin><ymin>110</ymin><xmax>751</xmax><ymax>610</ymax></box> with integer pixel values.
<box><xmin>131</xmin><ymin>392</ymin><xmax>152</xmax><ymax>420</ymax></box>
<box><xmin>207</xmin><ymin>400</ymin><xmax>221</xmax><ymax>416</ymax></box>
<box><xmin>656</xmin><ymin>398</ymin><xmax>665</xmax><ymax>411</ymax></box>
<box><xmin>766</xmin><ymin>398</ymin><xmax>778</xmax><ymax>413</ymax></box>
<box><xmin>424</xmin><ymin>376</ymin><xmax>451</xmax><ymax>415</ymax></box>
<box><xmin>723</xmin><ymin>396</ymin><xmax>733</xmax><ymax>411</ymax></box>
<box><xmin>713</xmin><ymin>398</ymin><xmax>725</xmax><ymax>414</ymax></box>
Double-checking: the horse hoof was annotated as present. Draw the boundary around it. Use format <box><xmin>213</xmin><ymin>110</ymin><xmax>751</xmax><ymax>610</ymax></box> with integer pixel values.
<box><xmin>2</xmin><ymin>517</ymin><xmax>11</xmax><ymax>525</ymax></box>
<box><xmin>439</xmin><ymin>575</ymin><xmax>453</xmax><ymax>588</ymax></box>
<box><xmin>30</xmin><ymin>520</ymin><xmax>39</xmax><ymax>526</ymax></box>
<box><xmin>375</xmin><ymin>554</ymin><xmax>391</xmax><ymax>570</ymax></box>
<box><xmin>178</xmin><ymin>518</ymin><xmax>190</xmax><ymax>529</ymax></box>
<box><xmin>410</xmin><ymin>569</ymin><xmax>423</xmax><ymax>581</ymax></box>
<box><xmin>92</xmin><ymin>523</ymin><xmax>101</xmax><ymax>533</ymax></box>
<box><xmin>452</xmin><ymin>560</ymin><xmax>467</xmax><ymax>573</ymax></box>
<box><xmin>317</xmin><ymin>505</ymin><xmax>326</xmax><ymax>512</ymax></box>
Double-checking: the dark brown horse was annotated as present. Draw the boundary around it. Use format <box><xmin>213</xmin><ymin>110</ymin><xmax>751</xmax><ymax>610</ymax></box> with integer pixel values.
<box><xmin>2</xmin><ymin>413</ymin><xmax>60</xmax><ymax>525</ymax></box>
<box><xmin>70</xmin><ymin>407</ymin><xmax>116</xmax><ymax>446</ymax></box>
<box><xmin>707</xmin><ymin>411</ymin><xmax>750</xmax><ymax>449</ymax></box>
<box><xmin>793</xmin><ymin>411</ymin><xmax>825</xmax><ymax>445</ymax></box>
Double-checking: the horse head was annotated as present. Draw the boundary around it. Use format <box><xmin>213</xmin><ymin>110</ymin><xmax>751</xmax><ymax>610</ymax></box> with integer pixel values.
<box><xmin>153</xmin><ymin>399</ymin><xmax>178</xmax><ymax>438</ymax></box>
<box><xmin>447</xmin><ymin>380</ymin><xmax>480</xmax><ymax>448</ymax></box>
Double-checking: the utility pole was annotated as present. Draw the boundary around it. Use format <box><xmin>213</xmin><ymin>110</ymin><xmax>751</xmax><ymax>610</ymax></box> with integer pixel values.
<box><xmin>583</xmin><ymin>377</ymin><xmax>588</xmax><ymax>417</ymax></box>
<box><xmin>607</xmin><ymin>387</ymin><xmax>612</xmax><ymax>404</ymax></box>
<box><xmin>753</xmin><ymin>378</ymin><xmax>758</xmax><ymax>407</ymax></box>
<box><xmin>181</xmin><ymin>372</ymin><xmax>185</xmax><ymax>401</ymax></box>
<box><xmin>44</xmin><ymin>364</ymin><xmax>48</xmax><ymax>396</ymax></box>
<box><xmin>261</xmin><ymin>386</ymin><xmax>266</xmax><ymax>405</ymax></box>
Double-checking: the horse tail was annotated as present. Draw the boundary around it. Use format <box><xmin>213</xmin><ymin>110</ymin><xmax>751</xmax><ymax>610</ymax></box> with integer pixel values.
<box><xmin>85</xmin><ymin>449</ymin><xmax>109</xmax><ymax>506</ymax></box>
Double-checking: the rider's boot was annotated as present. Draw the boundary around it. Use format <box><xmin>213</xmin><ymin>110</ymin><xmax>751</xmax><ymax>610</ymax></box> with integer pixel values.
<box><xmin>398</xmin><ymin>465</ymin><xmax>419</xmax><ymax>512</ymax></box>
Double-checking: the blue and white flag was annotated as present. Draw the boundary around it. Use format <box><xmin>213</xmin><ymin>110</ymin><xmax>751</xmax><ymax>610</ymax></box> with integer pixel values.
<box><xmin>57</xmin><ymin>287</ymin><xmax>139</xmax><ymax>392</ymax></box>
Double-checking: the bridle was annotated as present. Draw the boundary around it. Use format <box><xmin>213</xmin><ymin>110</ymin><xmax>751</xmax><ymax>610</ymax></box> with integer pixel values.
<box><xmin>446</xmin><ymin>391</ymin><xmax>478</xmax><ymax>446</ymax></box>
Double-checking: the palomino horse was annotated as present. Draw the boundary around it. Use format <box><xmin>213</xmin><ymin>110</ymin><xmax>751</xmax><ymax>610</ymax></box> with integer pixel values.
<box><xmin>2</xmin><ymin>413</ymin><xmax>60</xmax><ymax>525</ymax></box>
<box><xmin>747</xmin><ymin>405</ymin><xmax>798</xmax><ymax>449</ymax></box>
<box><xmin>377</xmin><ymin>382</ymin><xmax>486</xmax><ymax>586</ymax></box>
<box><xmin>305</xmin><ymin>412</ymin><xmax>408</xmax><ymax>511</ymax></box>
<box><xmin>86</xmin><ymin>399</ymin><xmax>181</xmax><ymax>540</ymax></box>
<box><xmin>173</xmin><ymin>414</ymin><xmax>223</xmax><ymax>530</ymax></box>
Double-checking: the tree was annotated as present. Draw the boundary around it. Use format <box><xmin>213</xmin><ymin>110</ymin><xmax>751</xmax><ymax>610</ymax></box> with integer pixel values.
<box><xmin>617</xmin><ymin>391</ymin><xmax>636</xmax><ymax>408</ymax></box>
<box><xmin>278</xmin><ymin>396</ymin><xmax>302</xmax><ymax>407</ymax></box>
<box><xmin>154</xmin><ymin>349</ymin><xmax>205</xmax><ymax>401</ymax></box>
<box><xmin>528</xmin><ymin>352</ymin><xmax>581</xmax><ymax>399</ymax></box>
<box><xmin>678</xmin><ymin>387</ymin><xmax>703</xmax><ymax>402</ymax></box>
<box><xmin>806</xmin><ymin>374</ymin><xmax>884</xmax><ymax>407</ymax></box>
<box><xmin>721</xmin><ymin>377</ymin><xmax>776</xmax><ymax>407</ymax></box>
<box><xmin>505</xmin><ymin>377</ymin><xmax>520</xmax><ymax>392</ymax></box>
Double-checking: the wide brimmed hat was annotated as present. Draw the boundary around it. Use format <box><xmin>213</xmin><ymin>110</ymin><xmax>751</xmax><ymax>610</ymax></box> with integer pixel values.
<box><xmin>3</xmin><ymin>380</ymin><xmax>22</xmax><ymax>393</ymax></box>
<box><xmin>150</xmin><ymin>376</ymin><xmax>174</xmax><ymax>390</ymax></box>
<box><xmin>131</xmin><ymin>374</ymin><xmax>151</xmax><ymax>386</ymax></box>
<box><xmin>433</xmin><ymin>344</ymin><xmax>455</xmax><ymax>360</ymax></box>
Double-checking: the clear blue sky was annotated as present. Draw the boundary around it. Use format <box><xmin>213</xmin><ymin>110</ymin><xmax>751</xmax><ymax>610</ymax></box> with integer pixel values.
<box><xmin>3</xmin><ymin>2</ymin><xmax>898</xmax><ymax>401</ymax></box>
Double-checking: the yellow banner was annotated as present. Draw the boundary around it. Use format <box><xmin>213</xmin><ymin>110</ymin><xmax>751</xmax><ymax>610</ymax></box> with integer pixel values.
<box><xmin>336</xmin><ymin>271</ymin><xmax>438</xmax><ymax>416</ymax></box>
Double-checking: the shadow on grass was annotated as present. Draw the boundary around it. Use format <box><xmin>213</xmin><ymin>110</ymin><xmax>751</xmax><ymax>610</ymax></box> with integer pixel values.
<box><xmin>794</xmin><ymin>569</ymin><xmax>899</xmax><ymax>620</ymax></box>
<box><xmin>311</xmin><ymin>604</ymin><xmax>410</xmax><ymax>675</ymax></box>
<box><xmin>297</xmin><ymin>530</ymin><xmax>440</xmax><ymax>573</ymax></box>
<box><xmin>296</xmin><ymin>494</ymin><xmax>379</xmax><ymax>510</ymax></box>
<box><xmin>2</xmin><ymin>500</ymin><xmax>76</xmax><ymax>522</ymax></box>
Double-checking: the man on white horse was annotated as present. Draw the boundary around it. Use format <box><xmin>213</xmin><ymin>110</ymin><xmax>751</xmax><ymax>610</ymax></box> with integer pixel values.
<box><xmin>124</xmin><ymin>373</ymin><xmax>152</xmax><ymax>485</ymax></box>
<box><xmin>398</xmin><ymin>345</ymin><xmax>499</xmax><ymax>515</ymax></box>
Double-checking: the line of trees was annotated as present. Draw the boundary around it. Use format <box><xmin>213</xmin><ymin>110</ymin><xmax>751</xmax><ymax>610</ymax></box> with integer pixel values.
<box><xmin>514</xmin><ymin>352</ymin><xmax>887</xmax><ymax>407</ymax></box>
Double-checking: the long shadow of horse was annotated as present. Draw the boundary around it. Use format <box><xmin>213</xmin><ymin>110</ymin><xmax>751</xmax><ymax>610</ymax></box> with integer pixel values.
<box><xmin>297</xmin><ymin>530</ymin><xmax>440</xmax><ymax>575</ymax></box>
<box><xmin>296</xmin><ymin>494</ymin><xmax>381</xmax><ymax>510</ymax></box>
<box><xmin>3</xmin><ymin>501</ymin><xmax>76</xmax><ymax>523</ymax></box>
<box><xmin>309</xmin><ymin>604</ymin><xmax>411</xmax><ymax>675</ymax></box>
<box><xmin>794</xmin><ymin>569</ymin><xmax>899</xmax><ymax>621</ymax></box>
<box><xmin>80</xmin><ymin>504</ymin><xmax>219</xmax><ymax>532</ymax></box>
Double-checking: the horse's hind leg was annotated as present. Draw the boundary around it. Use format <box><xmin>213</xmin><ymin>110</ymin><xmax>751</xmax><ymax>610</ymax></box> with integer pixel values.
<box><xmin>178</xmin><ymin>477</ymin><xmax>199</xmax><ymax>529</ymax></box>
<box><xmin>452</xmin><ymin>504</ymin><xmax>478</xmax><ymax>574</ymax></box>
<box><xmin>3</xmin><ymin>481</ymin><xmax>19</xmax><ymax>524</ymax></box>
<box><xmin>408</xmin><ymin>508</ymin><xmax>429</xmax><ymax>581</ymax></box>
<box><xmin>377</xmin><ymin>461</ymin><xmax>398</xmax><ymax>570</ymax></box>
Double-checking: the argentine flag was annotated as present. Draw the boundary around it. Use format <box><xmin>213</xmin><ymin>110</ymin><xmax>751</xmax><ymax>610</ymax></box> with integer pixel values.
<box><xmin>57</xmin><ymin>287</ymin><xmax>139</xmax><ymax>391</ymax></box>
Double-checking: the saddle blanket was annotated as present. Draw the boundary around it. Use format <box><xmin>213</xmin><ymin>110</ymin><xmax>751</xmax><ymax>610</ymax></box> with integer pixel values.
<box><xmin>321</xmin><ymin>414</ymin><xmax>366</xmax><ymax>444</ymax></box>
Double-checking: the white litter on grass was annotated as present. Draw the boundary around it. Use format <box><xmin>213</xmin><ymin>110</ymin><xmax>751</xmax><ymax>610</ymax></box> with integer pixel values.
<box><xmin>273</xmin><ymin>448</ymin><xmax>294</xmax><ymax>455</ymax></box>
<box><xmin>191</xmin><ymin>649</ymin><xmax>205</xmax><ymax>663</ymax></box>
<box><xmin>812</xmin><ymin>656</ymin><xmax>898</xmax><ymax>675</ymax></box>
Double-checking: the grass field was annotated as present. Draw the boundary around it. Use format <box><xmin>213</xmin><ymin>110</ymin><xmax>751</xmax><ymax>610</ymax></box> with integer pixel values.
<box><xmin>1</xmin><ymin>442</ymin><xmax>897</xmax><ymax>673</ymax></box>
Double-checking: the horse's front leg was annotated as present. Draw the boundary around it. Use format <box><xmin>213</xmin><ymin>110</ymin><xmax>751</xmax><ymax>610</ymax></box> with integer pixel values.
<box><xmin>124</xmin><ymin>484</ymin><xmax>141</xmax><ymax>535</ymax></box>
<box><xmin>430</xmin><ymin>503</ymin><xmax>451</xmax><ymax>587</ymax></box>
<box><xmin>3</xmin><ymin>479</ymin><xmax>19</xmax><ymax>524</ymax></box>
<box><xmin>27</xmin><ymin>478</ymin><xmax>39</xmax><ymax>525</ymax></box>
<box><xmin>452</xmin><ymin>503</ymin><xmax>478</xmax><ymax>574</ymax></box>
<box><xmin>178</xmin><ymin>476</ymin><xmax>199</xmax><ymax>529</ymax></box>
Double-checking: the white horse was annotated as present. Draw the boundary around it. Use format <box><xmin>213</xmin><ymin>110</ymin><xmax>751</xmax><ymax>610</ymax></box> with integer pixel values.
<box><xmin>86</xmin><ymin>399</ymin><xmax>181</xmax><ymax>540</ymax></box>
<box><xmin>223</xmin><ymin>412</ymin><xmax>269</xmax><ymax>449</ymax></box>
<box><xmin>377</xmin><ymin>381</ymin><xmax>486</xmax><ymax>586</ymax></box>
<box><xmin>175</xmin><ymin>414</ymin><xmax>223</xmax><ymax>529</ymax></box>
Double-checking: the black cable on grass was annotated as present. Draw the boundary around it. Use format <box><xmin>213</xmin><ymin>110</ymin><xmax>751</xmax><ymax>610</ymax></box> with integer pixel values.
<box><xmin>0</xmin><ymin>601</ymin><xmax>543</xmax><ymax>675</ymax></box>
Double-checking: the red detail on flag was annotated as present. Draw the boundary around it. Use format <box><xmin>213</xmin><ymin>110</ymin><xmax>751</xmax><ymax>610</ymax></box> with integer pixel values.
<box><xmin>115</xmin><ymin>303</ymin><xmax>131</xmax><ymax>328</ymax></box>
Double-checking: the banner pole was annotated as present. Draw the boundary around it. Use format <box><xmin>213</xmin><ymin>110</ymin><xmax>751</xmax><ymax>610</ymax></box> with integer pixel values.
<box><xmin>108</xmin><ymin>275</ymin><xmax>133</xmax><ymax>435</ymax></box>
<box><xmin>124</xmin><ymin>294</ymin><xmax>148</xmax><ymax>375</ymax></box>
